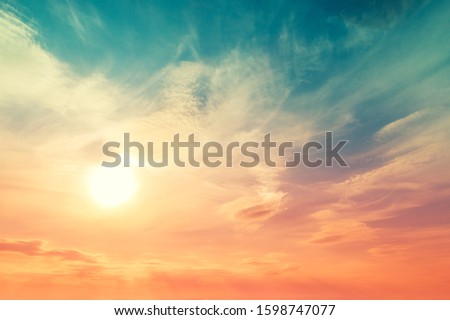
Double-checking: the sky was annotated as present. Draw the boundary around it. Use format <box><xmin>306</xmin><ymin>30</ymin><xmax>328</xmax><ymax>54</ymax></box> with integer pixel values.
<box><xmin>0</xmin><ymin>0</ymin><xmax>450</xmax><ymax>299</ymax></box>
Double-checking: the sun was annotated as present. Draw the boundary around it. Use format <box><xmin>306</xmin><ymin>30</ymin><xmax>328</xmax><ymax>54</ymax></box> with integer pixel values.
<box><xmin>88</xmin><ymin>166</ymin><xmax>137</xmax><ymax>207</ymax></box>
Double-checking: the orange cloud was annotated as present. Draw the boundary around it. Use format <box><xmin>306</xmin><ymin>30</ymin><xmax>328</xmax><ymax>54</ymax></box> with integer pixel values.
<box><xmin>0</xmin><ymin>239</ymin><xmax>97</xmax><ymax>263</ymax></box>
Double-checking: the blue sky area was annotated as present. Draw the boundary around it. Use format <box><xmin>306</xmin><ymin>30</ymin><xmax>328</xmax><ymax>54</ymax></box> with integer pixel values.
<box><xmin>2</xmin><ymin>0</ymin><xmax>450</xmax><ymax>157</ymax></box>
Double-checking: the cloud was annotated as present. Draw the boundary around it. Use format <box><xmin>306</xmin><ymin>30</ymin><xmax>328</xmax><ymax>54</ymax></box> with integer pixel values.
<box><xmin>0</xmin><ymin>239</ymin><xmax>97</xmax><ymax>263</ymax></box>
<box><xmin>374</xmin><ymin>110</ymin><xmax>426</xmax><ymax>141</ymax></box>
<box><xmin>218</xmin><ymin>186</ymin><xmax>286</xmax><ymax>231</ymax></box>
<box><xmin>308</xmin><ymin>220</ymin><xmax>375</xmax><ymax>245</ymax></box>
<box><xmin>50</xmin><ymin>0</ymin><xmax>104</xmax><ymax>42</ymax></box>
<box><xmin>0</xmin><ymin>6</ymin><xmax>125</xmax><ymax>151</ymax></box>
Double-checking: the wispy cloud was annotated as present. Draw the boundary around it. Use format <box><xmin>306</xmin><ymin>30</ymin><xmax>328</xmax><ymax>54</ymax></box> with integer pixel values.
<box><xmin>50</xmin><ymin>1</ymin><xmax>104</xmax><ymax>42</ymax></box>
<box><xmin>0</xmin><ymin>238</ymin><xmax>98</xmax><ymax>263</ymax></box>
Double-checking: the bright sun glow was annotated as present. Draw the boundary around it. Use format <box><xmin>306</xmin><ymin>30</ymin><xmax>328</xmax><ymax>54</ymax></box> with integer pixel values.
<box><xmin>88</xmin><ymin>166</ymin><xmax>137</xmax><ymax>207</ymax></box>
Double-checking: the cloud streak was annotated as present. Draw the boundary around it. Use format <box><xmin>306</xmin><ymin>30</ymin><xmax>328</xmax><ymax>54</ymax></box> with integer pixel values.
<box><xmin>0</xmin><ymin>239</ymin><xmax>98</xmax><ymax>263</ymax></box>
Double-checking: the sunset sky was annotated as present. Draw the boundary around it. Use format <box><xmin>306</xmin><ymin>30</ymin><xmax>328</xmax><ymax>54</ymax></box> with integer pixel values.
<box><xmin>1</xmin><ymin>0</ymin><xmax>450</xmax><ymax>299</ymax></box>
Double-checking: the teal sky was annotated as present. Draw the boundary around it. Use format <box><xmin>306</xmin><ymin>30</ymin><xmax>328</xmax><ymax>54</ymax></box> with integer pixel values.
<box><xmin>1</xmin><ymin>0</ymin><xmax>449</xmax><ymax>165</ymax></box>
<box><xmin>6</xmin><ymin>0</ymin><xmax>449</xmax><ymax>127</ymax></box>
